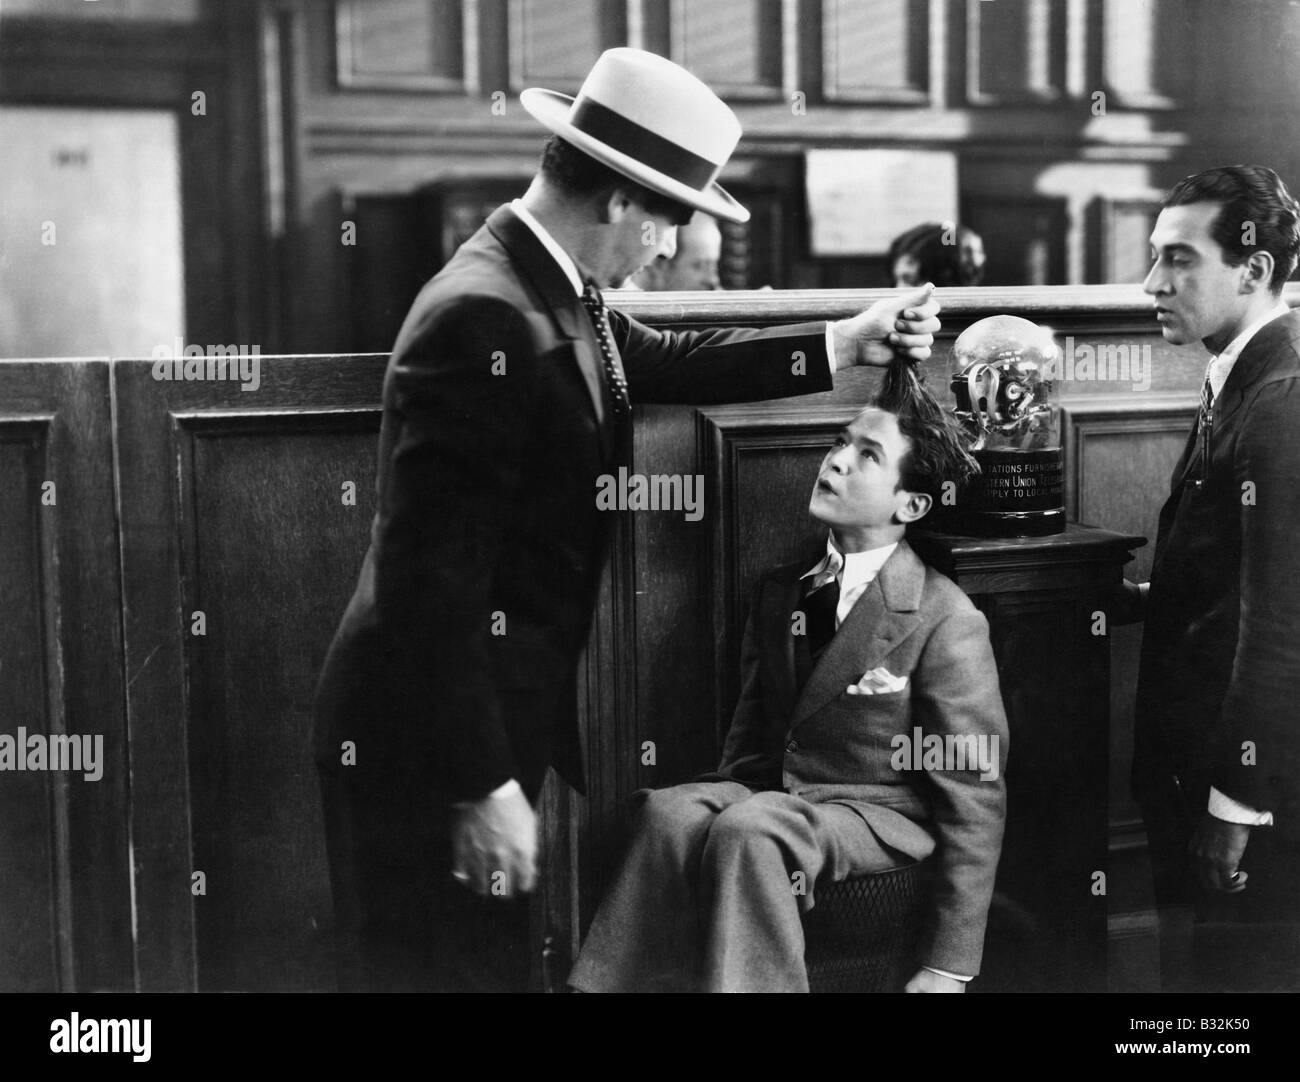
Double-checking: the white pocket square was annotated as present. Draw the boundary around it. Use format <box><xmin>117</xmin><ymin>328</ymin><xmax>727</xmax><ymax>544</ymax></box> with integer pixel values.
<box><xmin>846</xmin><ymin>667</ymin><xmax>909</xmax><ymax>696</ymax></box>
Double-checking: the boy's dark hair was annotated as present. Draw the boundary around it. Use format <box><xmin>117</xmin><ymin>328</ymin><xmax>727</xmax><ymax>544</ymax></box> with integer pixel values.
<box><xmin>873</xmin><ymin>362</ymin><xmax>980</xmax><ymax>505</ymax></box>
<box><xmin>1162</xmin><ymin>165</ymin><xmax>1300</xmax><ymax>293</ymax></box>
<box><xmin>539</xmin><ymin>135</ymin><xmax>695</xmax><ymax>225</ymax></box>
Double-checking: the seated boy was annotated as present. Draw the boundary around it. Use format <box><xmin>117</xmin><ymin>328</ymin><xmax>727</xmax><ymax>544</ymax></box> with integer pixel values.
<box><xmin>568</xmin><ymin>379</ymin><xmax>1009</xmax><ymax>992</ymax></box>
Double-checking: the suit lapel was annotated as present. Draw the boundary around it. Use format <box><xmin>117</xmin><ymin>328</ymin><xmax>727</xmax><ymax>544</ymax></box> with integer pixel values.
<box><xmin>1168</xmin><ymin>310</ymin><xmax>1299</xmax><ymax>491</ymax></box>
<box><xmin>1211</xmin><ymin>309</ymin><xmax>1299</xmax><ymax>432</ymax></box>
<box><xmin>789</xmin><ymin>541</ymin><xmax>924</xmax><ymax>731</ymax></box>
<box><xmin>485</xmin><ymin>206</ymin><xmax>612</xmax><ymax>456</ymax></box>
<box><xmin>1168</xmin><ymin>415</ymin><xmax>1202</xmax><ymax>492</ymax></box>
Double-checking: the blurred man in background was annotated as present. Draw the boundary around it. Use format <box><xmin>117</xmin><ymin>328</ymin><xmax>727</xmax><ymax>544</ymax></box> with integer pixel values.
<box><xmin>632</xmin><ymin>211</ymin><xmax>723</xmax><ymax>291</ymax></box>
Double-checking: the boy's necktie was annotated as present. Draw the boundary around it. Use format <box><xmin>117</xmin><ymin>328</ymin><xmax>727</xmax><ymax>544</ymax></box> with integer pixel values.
<box><xmin>805</xmin><ymin>575</ymin><xmax>841</xmax><ymax>659</ymax></box>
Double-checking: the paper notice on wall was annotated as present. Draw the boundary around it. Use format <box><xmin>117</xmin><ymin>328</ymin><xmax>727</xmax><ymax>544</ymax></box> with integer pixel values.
<box><xmin>805</xmin><ymin>149</ymin><xmax>959</xmax><ymax>255</ymax></box>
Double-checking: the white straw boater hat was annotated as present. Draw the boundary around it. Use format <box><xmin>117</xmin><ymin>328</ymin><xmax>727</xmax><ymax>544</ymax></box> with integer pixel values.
<box><xmin>520</xmin><ymin>47</ymin><xmax>750</xmax><ymax>224</ymax></box>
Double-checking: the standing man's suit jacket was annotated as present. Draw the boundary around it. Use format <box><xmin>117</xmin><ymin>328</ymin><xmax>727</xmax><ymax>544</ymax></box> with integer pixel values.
<box><xmin>313</xmin><ymin>204</ymin><xmax>832</xmax><ymax>802</ymax></box>
<box><xmin>1134</xmin><ymin>307</ymin><xmax>1300</xmax><ymax>845</ymax></box>
<box><xmin>708</xmin><ymin>540</ymin><xmax>1009</xmax><ymax>977</ymax></box>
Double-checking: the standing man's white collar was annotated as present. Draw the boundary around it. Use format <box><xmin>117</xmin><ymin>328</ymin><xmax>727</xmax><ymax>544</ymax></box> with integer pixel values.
<box><xmin>511</xmin><ymin>199</ymin><xmax>584</xmax><ymax>297</ymax></box>
<box><xmin>1204</xmin><ymin>300</ymin><xmax>1291</xmax><ymax>398</ymax></box>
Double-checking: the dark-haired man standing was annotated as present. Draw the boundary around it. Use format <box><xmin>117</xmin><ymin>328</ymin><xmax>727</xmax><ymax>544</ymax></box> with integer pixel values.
<box><xmin>1125</xmin><ymin>164</ymin><xmax>1300</xmax><ymax>990</ymax></box>
<box><xmin>313</xmin><ymin>48</ymin><xmax>943</xmax><ymax>992</ymax></box>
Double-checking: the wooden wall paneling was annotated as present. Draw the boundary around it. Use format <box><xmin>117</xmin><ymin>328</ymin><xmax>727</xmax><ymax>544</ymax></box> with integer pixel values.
<box><xmin>668</xmin><ymin>0</ymin><xmax>789</xmax><ymax>99</ymax></box>
<box><xmin>112</xmin><ymin>353</ymin><xmax>385</xmax><ymax>990</ymax></box>
<box><xmin>714</xmin><ymin>179</ymin><xmax>799</xmax><ymax>289</ymax></box>
<box><xmin>530</xmin><ymin>767</ymin><xmax>574</xmax><ymax>989</ymax></box>
<box><xmin>0</xmin><ymin>411</ymin><xmax>57</xmax><ymax>993</ymax></box>
<box><xmin>345</xmin><ymin>190</ymin><xmax>425</xmax><ymax>354</ymax></box>
<box><xmin>962</xmin><ymin>195</ymin><xmax>1070</xmax><ymax>287</ymax></box>
<box><xmin>1066</xmin><ymin>0</ymin><xmax>1094</xmax><ymax>101</ymax></box>
<box><xmin>335</xmin><ymin>0</ymin><xmax>478</xmax><ymax>93</ymax></box>
<box><xmin>927</xmin><ymin>0</ymin><xmax>949</xmax><ymax>108</ymax></box>
<box><xmin>1099</xmin><ymin>0</ymin><xmax>1192</xmax><ymax>110</ymax></box>
<box><xmin>1060</xmin><ymin>394</ymin><xmax>1197</xmax><ymax>540</ymax></box>
<box><xmin>0</xmin><ymin>360</ymin><xmax>132</xmax><ymax>992</ymax></box>
<box><xmin>507</xmin><ymin>0</ymin><xmax>625</xmax><ymax>92</ymax></box>
<box><xmin>570</xmin><ymin>502</ymin><xmax>640</xmax><ymax>956</ymax></box>
<box><xmin>259</xmin><ymin>3</ymin><xmax>296</xmax><ymax>353</ymax></box>
<box><xmin>0</xmin><ymin>0</ymin><xmax>206</xmax><ymax>19</ymax></box>
<box><xmin>821</xmin><ymin>0</ymin><xmax>932</xmax><ymax>104</ymax></box>
<box><xmin>1087</xmin><ymin>194</ymin><xmax>1163</xmax><ymax>286</ymax></box>
<box><xmin>342</xmin><ymin>177</ymin><xmax>529</xmax><ymax>351</ymax></box>
<box><xmin>626</xmin><ymin>407</ymin><xmax>716</xmax><ymax>791</ymax></box>
<box><xmin>964</xmin><ymin>0</ymin><xmax>1067</xmax><ymax>105</ymax></box>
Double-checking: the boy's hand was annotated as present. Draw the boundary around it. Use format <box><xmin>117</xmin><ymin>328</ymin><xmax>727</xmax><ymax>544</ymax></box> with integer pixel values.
<box><xmin>904</xmin><ymin>968</ymin><xmax>967</xmax><ymax>993</ymax></box>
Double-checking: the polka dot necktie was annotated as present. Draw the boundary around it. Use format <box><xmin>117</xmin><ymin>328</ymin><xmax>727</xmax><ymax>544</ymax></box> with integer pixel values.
<box><xmin>580</xmin><ymin>280</ymin><xmax>631</xmax><ymax>417</ymax></box>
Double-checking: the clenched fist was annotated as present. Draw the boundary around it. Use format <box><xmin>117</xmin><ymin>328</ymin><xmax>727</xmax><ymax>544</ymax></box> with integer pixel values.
<box><xmin>831</xmin><ymin>283</ymin><xmax>942</xmax><ymax>368</ymax></box>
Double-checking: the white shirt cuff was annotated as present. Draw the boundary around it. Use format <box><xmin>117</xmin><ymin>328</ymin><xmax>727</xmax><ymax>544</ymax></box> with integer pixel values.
<box><xmin>922</xmin><ymin>965</ymin><xmax>973</xmax><ymax>982</ymax></box>
<box><xmin>1208</xmin><ymin>785</ymin><xmax>1273</xmax><ymax>826</ymax></box>
<box><xmin>824</xmin><ymin>323</ymin><xmax>839</xmax><ymax>373</ymax></box>
<box><xmin>453</xmin><ymin>778</ymin><xmax>521</xmax><ymax>808</ymax></box>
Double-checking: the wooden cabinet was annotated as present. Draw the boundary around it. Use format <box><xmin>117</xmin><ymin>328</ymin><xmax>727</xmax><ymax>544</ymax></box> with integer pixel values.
<box><xmin>910</xmin><ymin>525</ymin><xmax>1145</xmax><ymax>992</ymax></box>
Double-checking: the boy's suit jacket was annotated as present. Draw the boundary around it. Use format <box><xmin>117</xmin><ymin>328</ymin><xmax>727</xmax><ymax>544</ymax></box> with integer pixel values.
<box><xmin>711</xmin><ymin>540</ymin><xmax>1009</xmax><ymax>976</ymax></box>
<box><xmin>1134</xmin><ymin>308</ymin><xmax>1300</xmax><ymax>862</ymax></box>
<box><xmin>312</xmin><ymin>204</ymin><xmax>832</xmax><ymax>805</ymax></box>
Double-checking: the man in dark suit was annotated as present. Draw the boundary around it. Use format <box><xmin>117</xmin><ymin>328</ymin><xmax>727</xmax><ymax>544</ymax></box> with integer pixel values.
<box><xmin>569</xmin><ymin>400</ymin><xmax>1008</xmax><ymax>992</ymax></box>
<box><xmin>312</xmin><ymin>48</ymin><xmax>943</xmax><ymax>992</ymax></box>
<box><xmin>1120</xmin><ymin>165</ymin><xmax>1300</xmax><ymax>990</ymax></box>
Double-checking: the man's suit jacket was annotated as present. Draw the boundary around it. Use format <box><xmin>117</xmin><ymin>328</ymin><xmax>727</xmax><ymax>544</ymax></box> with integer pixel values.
<box><xmin>710</xmin><ymin>540</ymin><xmax>1009</xmax><ymax>976</ymax></box>
<box><xmin>312</xmin><ymin>204</ymin><xmax>831</xmax><ymax>804</ymax></box>
<box><xmin>1134</xmin><ymin>307</ymin><xmax>1300</xmax><ymax>849</ymax></box>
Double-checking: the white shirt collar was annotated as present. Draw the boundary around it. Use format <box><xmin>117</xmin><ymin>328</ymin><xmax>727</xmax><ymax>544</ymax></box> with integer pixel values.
<box><xmin>1205</xmin><ymin>300</ymin><xmax>1291</xmax><ymax>397</ymax></box>
<box><xmin>510</xmin><ymin>199</ymin><xmax>585</xmax><ymax>297</ymax></box>
<box><xmin>801</xmin><ymin>536</ymin><xmax>898</xmax><ymax>593</ymax></box>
